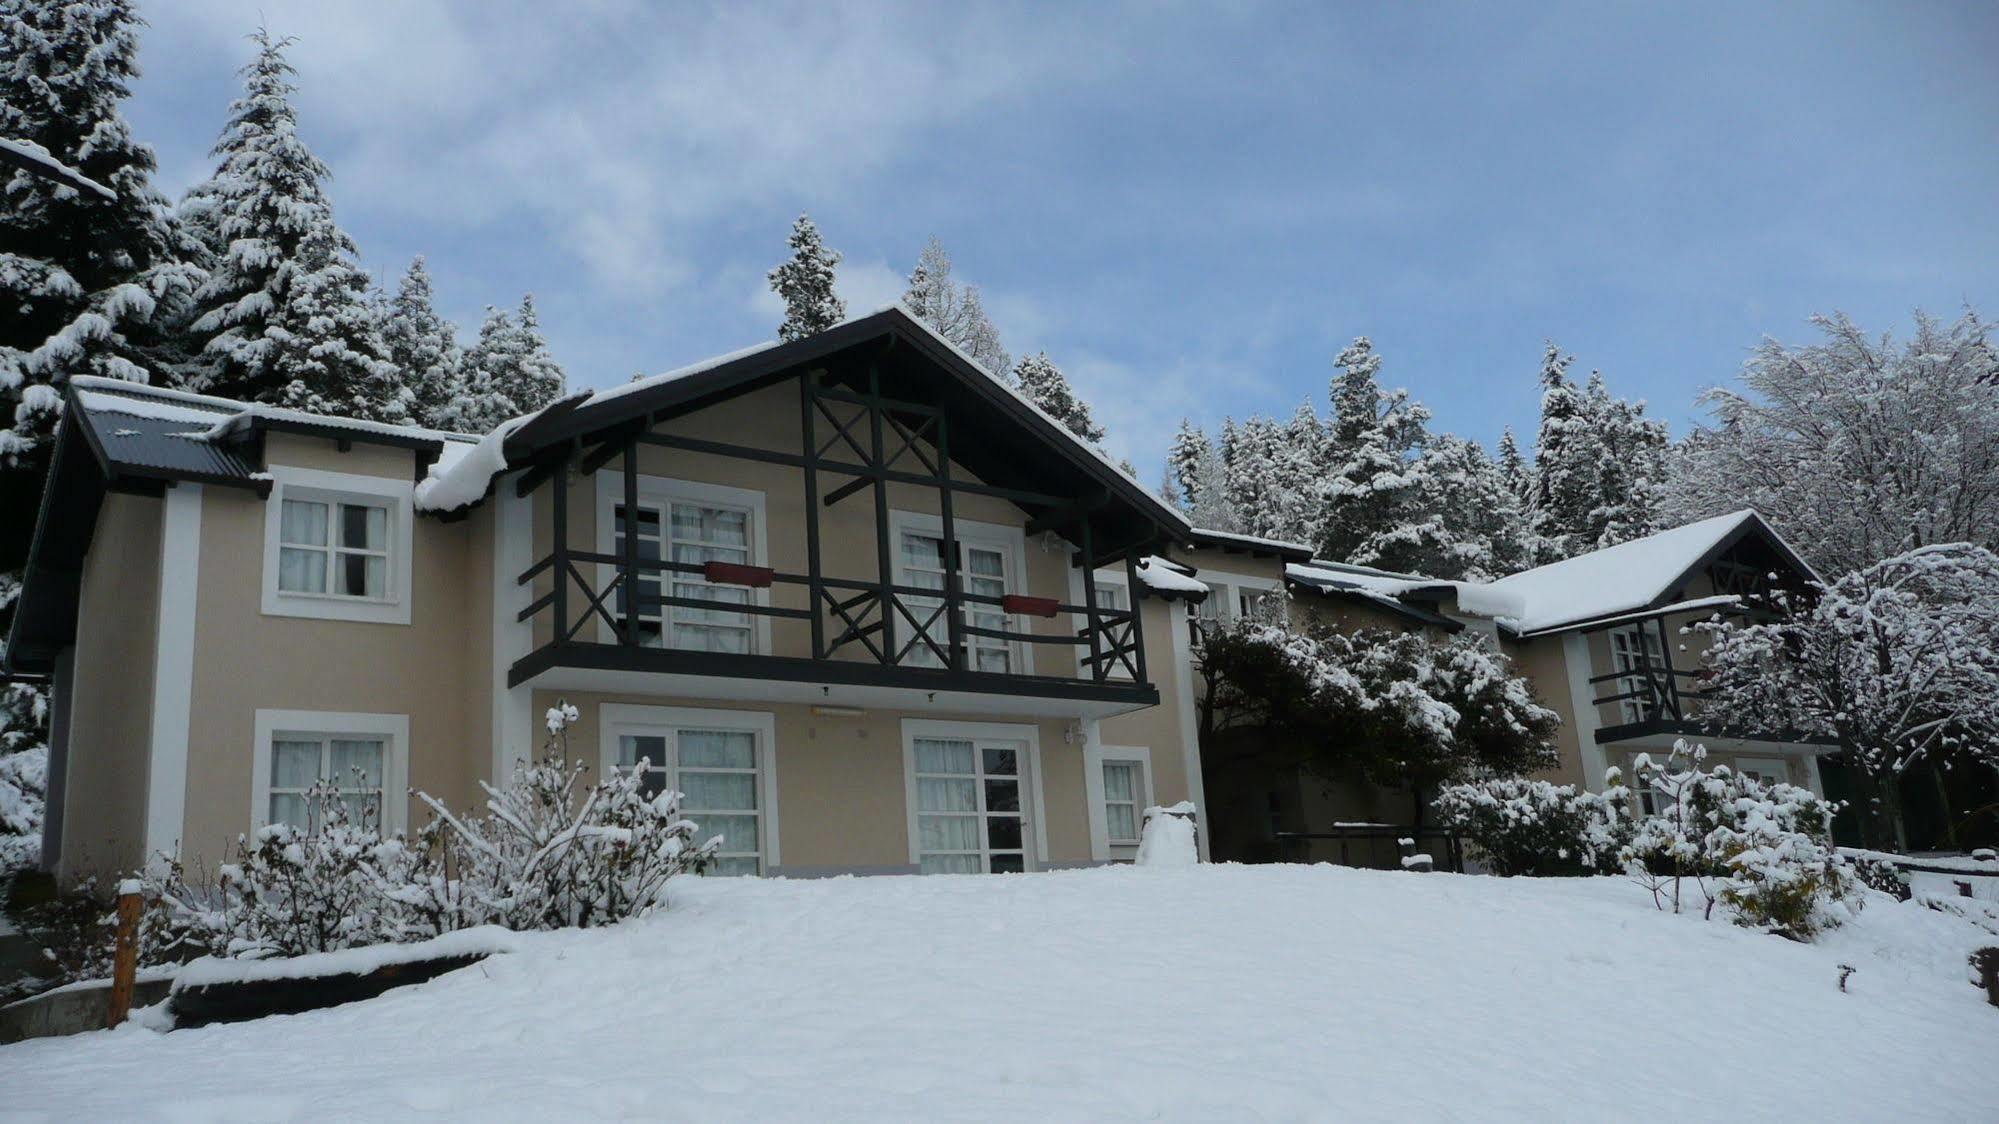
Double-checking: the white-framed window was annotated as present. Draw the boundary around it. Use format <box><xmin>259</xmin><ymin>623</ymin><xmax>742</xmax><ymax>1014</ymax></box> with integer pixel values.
<box><xmin>261</xmin><ymin>467</ymin><xmax>415</xmax><ymax>624</ymax></box>
<box><xmin>1735</xmin><ymin>757</ymin><xmax>1791</xmax><ymax>787</ymax></box>
<box><xmin>1085</xmin><ymin>742</ymin><xmax>1155</xmax><ymax>860</ymax></box>
<box><xmin>1609</xmin><ymin>624</ymin><xmax>1668</xmax><ymax>723</ymax></box>
<box><xmin>890</xmin><ymin>512</ymin><xmax>1030</xmax><ymax>674</ymax></box>
<box><xmin>1193</xmin><ymin>572</ymin><xmax>1282</xmax><ymax>634</ymax></box>
<box><xmin>594</xmin><ymin>473</ymin><xmax>771</xmax><ymax>654</ymax></box>
<box><xmin>1066</xmin><ymin>567</ymin><xmax>1134</xmax><ymax>680</ymax></box>
<box><xmin>599</xmin><ymin>704</ymin><xmax>779</xmax><ymax>877</ymax></box>
<box><xmin>902</xmin><ymin>719</ymin><xmax>1046</xmax><ymax>874</ymax></box>
<box><xmin>251</xmin><ymin>710</ymin><xmax>410</xmax><ymax>835</ymax></box>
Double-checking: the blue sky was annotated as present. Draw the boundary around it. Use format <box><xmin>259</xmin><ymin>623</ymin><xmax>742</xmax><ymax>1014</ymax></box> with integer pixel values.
<box><xmin>129</xmin><ymin>1</ymin><xmax>1998</xmax><ymax>476</ymax></box>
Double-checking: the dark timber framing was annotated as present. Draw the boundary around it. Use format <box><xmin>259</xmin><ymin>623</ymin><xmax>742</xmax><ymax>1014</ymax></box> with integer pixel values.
<box><xmin>507</xmin><ymin>344</ymin><xmax>1162</xmax><ymax>707</ymax></box>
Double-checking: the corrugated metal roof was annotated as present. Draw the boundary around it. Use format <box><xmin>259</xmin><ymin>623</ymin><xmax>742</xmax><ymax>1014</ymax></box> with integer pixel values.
<box><xmin>75</xmin><ymin>393</ymin><xmax>263</xmax><ymax>487</ymax></box>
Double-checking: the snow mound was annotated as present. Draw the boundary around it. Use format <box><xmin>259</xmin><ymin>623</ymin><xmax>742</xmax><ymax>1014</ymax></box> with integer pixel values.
<box><xmin>1135</xmin><ymin>802</ymin><xmax>1198</xmax><ymax>866</ymax></box>
<box><xmin>174</xmin><ymin>927</ymin><xmax>521</xmax><ymax>990</ymax></box>
<box><xmin>2</xmin><ymin>868</ymin><xmax>1988</xmax><ymax>1120</ymax></box>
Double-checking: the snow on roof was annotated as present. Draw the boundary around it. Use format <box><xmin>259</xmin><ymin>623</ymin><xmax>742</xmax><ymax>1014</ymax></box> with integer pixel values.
<box><xmin>1134</xmin><ymin>556</ymin><xmax>1209</xmax><ymax>597</ymax></box>
<box><xmin>70</xmin><ymin>376</ymin><xmax>477</xmax><ymax>447</ymax></box>
<box><xmin>1186</xmin><ymin>527</ymin><xmax>1313</xmax><ymax>556</ymax></box>
<box><xmin>1284</xmin><ymin>561</ymin><xmax>1509</xmax><ymax>624</ymax></box>
<box><xmin>1484</xmin><ymin>510</ymin><xmax>1763</xmax><ymax>634</ymax></box>
<box><xmin>0</xmin><ymin>136</ymin><xmax>115</xmax><ymax>201</ymax></box>
<box><xmin>415</xmin><ymin>414</ymin><xmax>528</xmax><ymax>512</ymax></box>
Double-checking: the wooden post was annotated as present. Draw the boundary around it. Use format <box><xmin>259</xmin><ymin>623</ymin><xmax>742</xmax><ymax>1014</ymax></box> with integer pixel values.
<box><xmin>105</xmin><ymin>879</ymin><xmax>141</xmax><ymax>1029</ymax></box>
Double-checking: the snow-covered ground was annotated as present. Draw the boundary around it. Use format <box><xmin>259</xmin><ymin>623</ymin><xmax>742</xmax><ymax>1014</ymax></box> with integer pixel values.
<box><xmin>0</xmin><ymin>865</ymin><xmax>1991</xmax><ymax>1122</ymax></box>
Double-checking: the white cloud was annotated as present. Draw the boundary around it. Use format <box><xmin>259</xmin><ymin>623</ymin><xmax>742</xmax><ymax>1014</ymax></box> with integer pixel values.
<box><xmin>153</xmin><ymin>1</ymin><xmax>1130</xmax><ymax>297</ymax></box>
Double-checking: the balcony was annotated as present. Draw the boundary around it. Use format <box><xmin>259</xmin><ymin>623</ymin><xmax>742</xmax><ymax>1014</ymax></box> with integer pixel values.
<box><xmin>502</xmin><ymin>354</ymin><xmax>1165</xmax><ymax>719</ymax></box>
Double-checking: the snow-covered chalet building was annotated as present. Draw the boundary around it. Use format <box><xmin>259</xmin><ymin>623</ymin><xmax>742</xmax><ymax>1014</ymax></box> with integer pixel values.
<box><xmin>1195</xmin><ymin>510</ymin><xmax>1839</xmax><ymax>864</ymax></box>
<box><xmin>10</xmin><ymin>307</ymin><xmax>1235</xmax><ymax>881</ymax></box>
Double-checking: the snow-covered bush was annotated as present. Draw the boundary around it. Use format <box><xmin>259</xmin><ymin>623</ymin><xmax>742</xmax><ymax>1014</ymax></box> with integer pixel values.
<box><xmin>138</xmin><ymin>702</ymin><xmax>717</xmax><ymax>962</ymax></box>
<box><xmin>1433</xmin><ymin>777</ymin><xmax>1627</xmax><ymax>876</ymax></box>
<box><xmin>1620</xmin><ymin>742</ymin><xmax>1859</xmax><ymax>940</ymax></box>
<box><xmin>417</xmin><ymin>703</ymin><xmax>719</xmax><ymax>930</ymax></box>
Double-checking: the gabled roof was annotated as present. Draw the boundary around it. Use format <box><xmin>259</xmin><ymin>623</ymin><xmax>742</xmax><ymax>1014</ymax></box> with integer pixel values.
<box><xmin>480</xmin><ymin>305</ymin><xmax>1189</xmax><ymax>552</ymax></box>
<box><xmin>1485</xmin><ymin>510</ymin><xmax>1817</xmax><ymax>636</ymax></box>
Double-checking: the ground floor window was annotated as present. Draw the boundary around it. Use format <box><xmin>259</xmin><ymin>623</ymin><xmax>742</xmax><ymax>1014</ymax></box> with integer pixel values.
<box><xmin>1086</xmin><ymin>743</ymin><xmax>1155</xmax><ymax>860</ymax></box>
<box><xmin>601</xmin><ymin>705</ymin><xmax>775</xmax><ymax>876</ymax></box>
<box><xmin>912</xmin><ymin>736</ymin><xmax>1030</xmax><ymax>873</ymax></box>
<box><xmin>252</xmin><ymin>710</ymin><xmax>409</xmax><ymax>835</ymax></box>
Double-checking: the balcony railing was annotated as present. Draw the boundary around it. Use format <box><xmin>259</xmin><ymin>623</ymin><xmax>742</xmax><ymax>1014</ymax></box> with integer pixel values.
<box><xmin>517</xmin><ymin>548</ymin><xmax>1146</xmax><ymax>683</ymax></box>
<box><xmin>1588</xmin><ymin>653</ymin><xmax>1709</xmax><ymax>725</ymax></box>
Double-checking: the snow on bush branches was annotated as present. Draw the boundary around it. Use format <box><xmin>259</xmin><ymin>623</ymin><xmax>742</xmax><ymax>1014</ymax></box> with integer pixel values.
<box><xmin>1438</xmin><ymin>741</ymin><xmax>1860</xmax><ymax>940</ymax></box>
<box><xmin>146</xmin><ymin>702</ymin><xmax>718</xmax><ymax>960</ymax></box>
<box><xmin>1432</xmin><ymin>778</ymin><xmax>1627</xmax><ymax>877</ymax></box>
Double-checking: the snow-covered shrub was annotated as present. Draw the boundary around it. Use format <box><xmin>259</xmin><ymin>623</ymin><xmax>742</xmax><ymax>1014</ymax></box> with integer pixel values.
<box><xmin>148</xmin><ymin>782</ymin><xmax>440</xmax><ymax>959</ymax></box>
<box><xmin>1433</xmin><ymin>777</ymin><xmax>1627</xmax><ymax>876</ymax></box>
<box><xmin>416</xmin><ymin>702</ymin><xmax>719</xmax><ymax>931</ymax></box>
<box><xmin>1620</xmin><ymin>742</ymin><xmax>1859</xmax><ymax>939</ymax></box>
<box><xmin>140</xmin><ymin>702</ymin><xmax>718</xmax><ymax>962</ymax></box>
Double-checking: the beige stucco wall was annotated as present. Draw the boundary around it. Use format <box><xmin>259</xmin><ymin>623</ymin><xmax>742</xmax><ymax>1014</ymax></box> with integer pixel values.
<box><xmin>531</xmin><ymin>689</ymin><xmax>1090</xmax><ymax>870</ymax></box>
<box><xmin>58</xmin><ymin>493</ymin><xmax>163</xmax><ymax>880</ymax></box>
<box><xmin>176</xmin><ymin>436</ymin><xmax>488</xmax><ymax>867</ymax></box>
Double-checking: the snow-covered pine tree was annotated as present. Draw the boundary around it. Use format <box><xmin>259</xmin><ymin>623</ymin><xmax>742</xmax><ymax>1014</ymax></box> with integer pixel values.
<box><xmin>1528</xmin><ymin>343</ymin><xmax>1593</xmax><ymax>561</ymax></box>
<box><xmin>1416</xmin><ymin>434</ymin><xmax>1533</xmax><ymax>581</ymax></box>
<box><xmin>1222</xmin><ymin>415</ymin><xmax>1283</xmax><ymax>538</ymax></box>
<box><xmin>1270</xmin><ymin>401</ymin><xmax>1329</xmax><ymax>546</ymax></box>
<box><xmin>1012</xmin><ymin>351</ymin><xmax>1104</xmax><ymax>443</ymax></box>
<box><xmin>1167</xmin><ymin>419</ymin><xmax>1209</xmax><ymax>510</ymax></box>
<box><xmin>379</xmin><ymin>256</ymin><xmax>463</xmax><ymax>429</ymax></box>
<box><xmin>1188</xmin><ymin>433</ymin><xmax>1238</xmax><ymax>533</ymax></box>
<box><xmin>442</xmin><ymin>296</ymin><xmax>568</xmax><ymax>434</ymax></box>
<box><xmin>178</xmin><ymin>29</ymin><xmax>406</xmax><ymax>422</ymax></box>
<box><xmin>769</xmin><ymin>213</ymin><xmax>844</xmax><ymax>342</ymax></box>
<box><xmin>489</xmin><ymin>294</ymin><xmax>565</xmax><ymax>416</ymax></box>
<box><xmin>1528</xmin><ymin>347</ymin><xmax>1670</xmax><ymax>561</ymax></box>
<box><xmin>1316</xmin><ymin>337</ymin><xmax>1441</xmax><ymax>571</ymax></box>
<box><xmin>902</xmin><ymin>236</ymin><xmax>1009</xmax><ymax>377</ymax></box>
<box><xmin>1496</xmin><ymin>426</ymin><xmax>1528</xmax><ymax>502</ymax></box>
<box><xmin>265</xmin><ymin>225</ymin><xmax>406</xmax><ymax>422</ymax></box>
<box><xmin>1</xmin><ymin>0</ymin><xmax>203</xmax><ymax>461</ymax></box>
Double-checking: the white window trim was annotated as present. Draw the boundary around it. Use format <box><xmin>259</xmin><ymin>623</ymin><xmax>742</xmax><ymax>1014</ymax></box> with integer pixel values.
<box><xmin>261</xmin><ymin>466</ymin><xmax>415</xmax><ymax>625</ymax></box>
<box><xmin>1735</xmin><ymin>757</ymin><xmax>1792</xmax><ymax>786</ymax></box>
<box><xmin>251</xmin><ymin>709</ymin><xmax>411</xmax><ymax>835</ymax></box>
<box><xmin>593</xmin><ymin>471</ymin><xmax>772</xmax><ymax>654</ymax></box>
<box><xmin>1065</xmin><ymin>566</ymin><xmax>1133</xmax><ymax>681</ymax></box>
<box><xmin>1084</xmin><ymin>742</ymin><xmax>1155</xmax><ymax>861</ymax></box>
<box><xmin>888</xmin><ymin>510</ymin><xmax>1034</xmax><ymax>675</ymax></box>
<box><xmin>1196</xmin><ymin>567</ymin><xmax>1285</xmax><ymax>627</ymax></box>
<box><xmin>900</xmin><ymin>718</ymin><xmax>1049</xmax><ymax>869</ymax></box>
<box><xmin>597</xmin><ymin>704</ymin><xmax>781</xmax><ymax>872</ymax></box>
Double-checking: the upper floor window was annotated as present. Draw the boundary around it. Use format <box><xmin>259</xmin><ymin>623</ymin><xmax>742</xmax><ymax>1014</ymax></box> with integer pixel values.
<box><xmin>891</xmin><ymin>512</ymin><xmax>1026</xmax><ymax>674</ymax></box>
<box><xmin>597</xmin><ymin>474</ymin><xmax>769</xmax><ymax>654</ymax></box>
<box><xmin>279</xmin><ymin>498</ymin><xmax>389</xmax><ymax>599</ymax></box>
<box><xmin>262</xmin><ymin>467</ymin><xmax>414</xmax><ymax>625</ymax></box>
<box><xmin>1609</xmin><ymin>624</ymin><xmax>1667</xmax><ymax>723</ymax></box>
